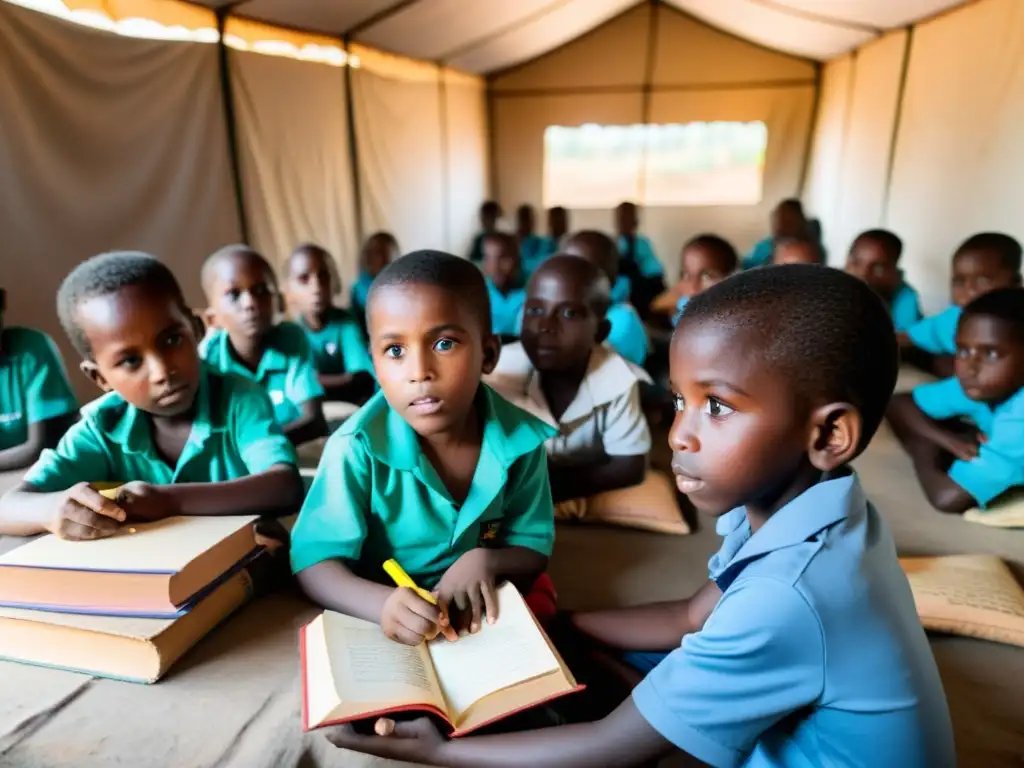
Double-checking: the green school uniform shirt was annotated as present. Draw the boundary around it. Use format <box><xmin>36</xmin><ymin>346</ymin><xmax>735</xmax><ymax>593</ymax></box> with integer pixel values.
<box><xmin>297</xmin><ymin>307</ymin><xmax>374</xmax><ymax>378</ymax></box>
<box><xmin>199</xmin><ymin>321</ymin><xmax>324</xmax><ymax>426</ymax></box>
<box><xmin>24</xmin><ymin>366</ymin><xmax>297</xmax><ymax>491</ymax></box>
<box><xmin>290</xmin><ymin>385</ymin><xmax>557</xmax><ymax>588</ymax></box>
<box><xmin>0</xmin><ymin>327</ymin><xmax>77</xmax><ymax>452</ymax></box>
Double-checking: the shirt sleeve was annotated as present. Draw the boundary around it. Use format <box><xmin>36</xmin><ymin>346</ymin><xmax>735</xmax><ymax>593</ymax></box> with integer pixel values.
<box><xmin>498</xmin><ymin>445</ymin><xmax>555</xmax><ymax>556</ymax></box>
<box><xmin>636</xmin><ymin>237</ymin><xmax>665</xmax><ymax>278</ymax></box>
<box><xmin>912</xmin><ymin>377</ymin><xmax>973</xmax><ymax>422</ymax></box>
<box><xmin>18</xmin><ymin>331</ymin><xmax>77</xmax><ymax>424</ymax></box>
<box><xmin>907</xmin><ymin>308</ymin><xmax>959</xmax><ymax>355</ymax></box>
<box><xmin>231</xmin><ymin>379</ymin><xmax>298</xmax><ymax>473</ymax></box>
<box><xmin>290</xmin><ymin>431</ymin><xmax>373</xmax><ymax>573</ymax></box>
<box><xmin>632</xmin><ymin>580</ymin><xmax>824</xmax><ymax>768</ymax></box>
<box><xmin>338</xmin><ymin>321</ymin><xmax>375</xmax><ymax>377</ymax></box>
<box><xmin>286</xmin><ymin>328</ymin><xmax>326</xmax><ymax>405</ymax></box>
<box><xmin>890</xmin><ymin>285</ymin><xmax>923</xmax><ymax>334</ymax></box>
<box><xmin>22</xmin><ymin>419</ymin><xmax>112</xmax><ymax>492</ymax></box>
<box><xmin>601</xmin><ymin>385</ymin><xmax>652</xmax><ymax>457</ymax></box>
<box><xmin>608</xmin><ymin>307</ymin><xmax>649</xmax><ymax>366</ymax></box>
<box><xmin>948</xmin><ymin>403</ymin><xmax>1024</xmax><ymax>508</ymax></box>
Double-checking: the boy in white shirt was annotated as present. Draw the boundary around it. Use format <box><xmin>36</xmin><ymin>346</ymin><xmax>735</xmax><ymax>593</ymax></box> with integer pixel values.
<box><xmin>486</xmin><ymin>256</ymin><xmax>651</xmax><ymax>508</ymax></box>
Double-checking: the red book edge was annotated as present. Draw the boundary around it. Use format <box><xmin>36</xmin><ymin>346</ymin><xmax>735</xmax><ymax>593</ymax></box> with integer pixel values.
<box><xmin>299</xmin><ymin>621</ymin><xmax>584</xmax><ymax>737</ymax></box>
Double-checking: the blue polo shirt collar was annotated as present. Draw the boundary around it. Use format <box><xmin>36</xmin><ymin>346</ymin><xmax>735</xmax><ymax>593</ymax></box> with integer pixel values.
<box><xmin>710</xmin><ymin>470</ymin><xmax>861</xmax><ymax>589</ymax></box>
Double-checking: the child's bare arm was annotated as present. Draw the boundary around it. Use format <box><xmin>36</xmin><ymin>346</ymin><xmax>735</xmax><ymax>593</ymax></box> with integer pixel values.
<box><xmin>283</xmin><ymin>398</ymin><xmax>328</xmax><ymax>445</ymax></box>
<box><xmin>0</xmin><ymin>481</ymin><xmax>126</xmax><ymax>538</ymax></box>
<box><xmin>324</xmin><ymin>697</ymin><xmax>681</xmax><ymax>768</ymax></box>
<box><xmin>572</xmin><ymin>579</ymin><xmax>723</xmax><ymax>651</ymax></box>
<box><xmin>297</xmin><ymin>559</ymin><xmax>455</xmax><ymax>645</ymax></box>
<box><xmin>0</xmin><ymin>414</ymin><xmax>74</xmax><ymax>473</ymax></box>
<box><xmin>887</xmin><ymin>393</ymin><xmax>982</xmax><ymax>462</ymax></box>
<box><xmin>903</xmin><ymin>440</ymin><xmax>978</xmax><ymax>514</ymax></box>
<box><xmin>548</xmin><ymin>455</ymin><xmax>646</xmax><ymax>503</ymax></box>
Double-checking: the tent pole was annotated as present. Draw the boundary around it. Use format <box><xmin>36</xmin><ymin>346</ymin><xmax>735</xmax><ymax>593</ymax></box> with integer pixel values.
<box><xmin>438</xmin><ymin>64</ymin><xmax>452</xmax><ymax>251</ymax></box>
<box><xmin>881</xmin><ymin>27</ymin><xmax>914</xmax><ymax>225</ymax></box>
<box><xmin>637</xmin><ymin>0</ymin><xmax>660</xmax><ymax>204</ymax></box>
<box><xmin>797</xmin><ymin>61</ymin><xmax>823</xmax><ymax>199</ymax></box>
<box><xmin>343</xmin><ymin>38</ymin><xmax>366</xmax><ymax>248</ymax></box>
<box><xmin>216</xmin><ymin>9</ymin><xmax>250</xmax><ymax>244</ymax></box>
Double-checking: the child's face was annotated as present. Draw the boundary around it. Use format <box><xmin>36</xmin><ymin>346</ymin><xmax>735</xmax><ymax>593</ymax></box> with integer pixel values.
<box><xmin>667</xmin><ymin>319</ymin><xmax>813</xmax><ymax>517</ymax></box>
<box><xmin>78</xmin><ymin>284</ymin><xmax>201</xmax><ymax>418</ymax></box>
<box><xmin>481</xmin><ymin>208</ymin><xmax>500</xmax><ymax>232</ymax></box>
<box><xmin>482</xmin><ymin>239</ymin><xmax>520</xmax><ymax>291</ymax></box>
<box><xmin>678</xmin><ymin>244</ymin><xmax>731</xmax><ymax>298</ymax></box>
<box><xmin>548</xmin><ymin>209</ymin><xmax>568</xmax><ymax>239</ymax></box>
<box><xmin>206</xmin><ymin>253</ymin><xmax>277</xmax><ymax>343</ymax></box>
<box><xmin>521</xmin><ymin>266</ymin><xmax>603</xmax><ymax>374</ymax></box>
<box><xmin>615</xmin><ymin>204</ymin><xmax>637</xmax><ymax>236</ymax></box>
<box><xmin>951</xmin><ymin>249</ymin><xmax>1020</xmax><ymax>307</ymax></box>
<box><xmin>954</xmin><ymin>314</ymin><xmax>1024</xmax><ymax>404</ymax></box>
<box><xmin>286</xmin><ymin>250</ymin><xmax>333</xmax><ymax>318</ymax></box>
<box><xmin>773</xmin><ymin>241</ymin><xmax>818</xmax><ymax>266</ymax></box>
<box><xmin>362</xmin><ymin>237</ymin><xmax>396</xmax><ymax>278</ymax></box>
<box><xmin>516</xmin><ymin>207</ymin><xmax>535</xmax><ymax>236</ymax></box>
<box><xmin>369</xmin><ymin>284</ymin><xmax>498</xmax><ymax>438</ymax></box>
<box><xmin>845</xmin><ymin>239</ymin><xmax>900</xmax><ymax>298</ymax></box>
<box><xmin>770</xmin><ymin>205</ymin><xmax>804</xmax><ymax>239</ymax></box>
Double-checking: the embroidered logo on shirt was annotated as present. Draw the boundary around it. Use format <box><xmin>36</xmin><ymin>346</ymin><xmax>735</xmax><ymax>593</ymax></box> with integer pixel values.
<box><xmin>479</xmin><ymin>521</ymin><xmax>501</xmax><ymax>546</ymax></box>
<box><xmin>324</xmin><ymin>342</ymin><xmax>339</xmax><ymax>357</ymax></box>
<box><xmin>269</xmin><ymin>390</ymin><xmax>285</xmax><ymax>405</ymax></box>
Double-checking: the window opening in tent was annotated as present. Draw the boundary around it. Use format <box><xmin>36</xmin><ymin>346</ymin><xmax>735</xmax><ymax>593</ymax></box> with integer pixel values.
<box><xmin>543</xmin><ymin>121</ymin><xmax>767</xmax><ymax>210</ymax></box>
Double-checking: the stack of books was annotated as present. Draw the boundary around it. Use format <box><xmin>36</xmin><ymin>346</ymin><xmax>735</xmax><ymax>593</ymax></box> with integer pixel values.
<box><xmin>0</xmin><ymin>515</ymin><xmax>265</xmax><ymax>683</ymax></box>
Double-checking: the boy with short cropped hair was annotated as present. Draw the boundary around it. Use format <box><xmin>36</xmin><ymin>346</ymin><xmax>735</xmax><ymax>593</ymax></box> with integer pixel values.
<box><xmin>0</xmin><ymin>252</ymin><xmax>302</xmax><ymax>539</ymax></box>
<box><xmin>845</xmin><ymin>228</ymin><xmax>921</xmax><ymax>332</ymax></box>
<box><xmin>325</xmin><ymin>264</ymin><xmax>955</xmax><ymax>768</ymax></box>
<box><xmin>743</xmin><ymin>198</ymin><xmax>807</xmax><ymax>269</ymax></box>
<box><xmin>468</xmin><ymin>201</ymin><xmax>502</xmax><ymax>264</ymax></box>
<box><xmin>615</xmin><ymin>202</ymin><xmax>665</xmax><ymax>319</ymax></box>
<box><xmin>480</xmin><ymin>232</ymin><xmax>526</xmax><ymax>341</ymax></box>
<box><xmin>285</xmin><ymin>243</ymin><xmax>375</xmax><ymax>406</ymax></box>
<box><xmin>564</xmin><ymin>231</ymin><xmax>648</xmax><ymax>366</ymax></box>
<box><xmin>351</xmin><ymin>232</ymin><xmax>399</xmax><ymax>329</ymax></box>
<box><xmin>486</xmin><ymin>256</ymin><xmax>649</xmax><ymax>506</ymax></box>
<box><xmin>887</xmin><ymin>287</ymin><xmax>1024</xmax><ymax>514</ymax></box>
<box><xmin>291</xmin><ymin>251</ymin><xmax>557</xmax><ymax>644</ymax></box>
<box><xmin>516</xmin><ymin>204</ymin><xmax>549</xmax><ymax>280</ymax></box>
<box><xmin>651</xmin><ymin>234</ymin><xmax>738</xmax><ymax>327</ymax></box>
<box><xmin>200</xmin><ymin>244</ymin><xmax>327</xmax><ymax>445</ymax></box>
<box><xmin>900</xmin><ymin>232</ymin><xmax>1021</xmax><ymax>377</ymax></box>
<box><xmin>0</xmin><ymin>287</ymin><xmax>78</xmax><ymax>472</ymax></box>
<box><xmin>544</xmin><ymin>206</ymin><xmax>569</xmax><ymax>255</ymax></box>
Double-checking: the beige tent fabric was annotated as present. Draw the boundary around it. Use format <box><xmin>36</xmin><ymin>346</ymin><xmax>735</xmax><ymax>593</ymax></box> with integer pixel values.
<box><xmin>443</xmin><ymin>69</ymin><xmax>490</xmax><ymax>256</ymax></box>
<box><xmin>0</xmin><ymin>2</ymin><xmax>241</xmax><ymax>397</ymax></box>
<box><xmin>802</xmin><ymin>55</ymin><xmax>854</xmax><ymax>263</ymax></box>
<box><xmin>229</xmin><ymin>50</ymin><xmax>360</xmax><ymax>287</ymax></box>
<box><xmin>886</xmin><ymin>0</ymin><xmax>1024</xmax><ymax>312</ymax></box>
<box><xmin>350</xmin><ymin>45</ymin><xmax>446</xmax><ymax>253</ymax></box>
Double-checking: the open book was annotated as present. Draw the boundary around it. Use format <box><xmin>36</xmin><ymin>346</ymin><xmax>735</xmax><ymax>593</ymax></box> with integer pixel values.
<box><xmin>301</xmin><ymin>582</ymin><xmax>582</xmax><ymax>736</ymax></box>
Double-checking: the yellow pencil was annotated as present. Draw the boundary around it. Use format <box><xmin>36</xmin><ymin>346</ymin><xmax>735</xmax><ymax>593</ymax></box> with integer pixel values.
<box><xmin>383</xmin><ymin>559</ymin><xmax>437</xmax><ymax>605</ymax></box>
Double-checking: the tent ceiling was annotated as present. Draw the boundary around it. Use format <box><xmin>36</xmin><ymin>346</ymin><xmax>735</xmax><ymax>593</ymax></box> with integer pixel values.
<box><xmin>190</xmin><ymin>0</ymin><xmax>970</xmax><ymax>72</ymax></box>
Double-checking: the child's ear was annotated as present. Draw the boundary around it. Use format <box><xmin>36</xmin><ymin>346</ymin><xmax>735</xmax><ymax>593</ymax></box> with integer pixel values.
<box><xmin>203</xmin><ymin>307</ymin><xmax>220</xmax><ymax>330</ymax></box>
<box><xmin>595</xmin><ymin>318</ymin><xmax>611</xmax><ymax>345</ymax></box>
<box><xmin>481</xmin><ymin>333</ymin><xmax>501</xmax><ymax>375</ymax></box>
<box><xmin>79</xmin><ymin>360</ymin><xmax>112</xmax><ymax>393</ymax></box>
<box><xmin>807</xmin><ymin>402</ymin><xmax>861</xmax><ymax>472</ymax></box>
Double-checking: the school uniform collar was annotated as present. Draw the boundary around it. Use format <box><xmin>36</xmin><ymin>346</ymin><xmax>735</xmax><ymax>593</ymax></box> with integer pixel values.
<box><xmin>709</xmin><ymin>469</ymin><xmax>862</xmax><ymax>588</ymax></box>
<box><xmin>211</xmin><ymin>326</ymin><xmax>288</xmax><ymax>380</ymax></box>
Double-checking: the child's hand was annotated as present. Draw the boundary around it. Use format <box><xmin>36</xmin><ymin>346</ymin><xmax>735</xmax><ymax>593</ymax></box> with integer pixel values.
<box><xmin>435</xmin><ymin>548</ymin><xmax>499</xmax><ymax>634</ymax></box>
<box><xmin>324</xmin><ymin>717</ymin><xmax>445</xmax><ymax>763</ymax></box>
<box><xmin>49</xmin><ymin>482</ymin><xmax>127</xmax><ymax>540</ymax></box>
<box><xmin>381</xmin><ymin>587</ymin><xmax>455</xmax><ymax>645</ymax></box>
<box><xmin>934</xmin><ymin>429</ymin><xmax>986</xmax><ymax>462</ymax></box>
<box><xmin>114</xmin><ymin>482</ymin><xmax>180</xmax><ymax>522</ymax></box>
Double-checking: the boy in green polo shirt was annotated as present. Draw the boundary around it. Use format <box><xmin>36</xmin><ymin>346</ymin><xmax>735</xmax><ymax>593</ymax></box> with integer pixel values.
<box><xmin>284</xmin><ymin>244</ymin><xmax>375</xmax><ymax>406</ymax></box>
<box><xmin>200</xmin><ymin>244</ymin><xmax>328</xmax><ymax>445</ymax></box>
<box><xmin>0</xmin><ymin>288</ymin><xmax>78</xmax><ymax>472</ymax></box>
<box><xmin>0</xmin><ymin>252</ymin><xmax>303</xmax><ymax>540</ymax></box>
<box><xmin>291</xmin><ymin>250</ymin><xmax>557</xmax><ymax>646</ymax></box>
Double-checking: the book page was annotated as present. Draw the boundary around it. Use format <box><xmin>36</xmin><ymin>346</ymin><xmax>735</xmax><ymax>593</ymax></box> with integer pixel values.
<box><xmin>321</xmin><ymin>611</ymin><xmax>447</xmax><ymax>715</ymax></box>
<box><xmin>427</xmin><ymin>583</ymin><xmax>560</xmax><ymax>719</ymax></box>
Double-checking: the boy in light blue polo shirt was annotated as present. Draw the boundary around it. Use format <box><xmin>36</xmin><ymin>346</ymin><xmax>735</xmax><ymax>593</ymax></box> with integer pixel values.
<box><xmin>350</xmin><ymin>231</ymin><xmax>399</xmax><ymax>331</ymax></box>
<box><xmin>845</xmin><ymin>229</ymin><xmax>921</xmax><ymax>332</ymax></box>
<box><xmin>200</xmin><ymin>245</ymin><xmax>327</xmax><ymax>445</ymax></box>
<box><xmin>324</xmin><ymin>265</ymin><xmax>954</xmax><ymax>768</ymax></box>
<box><xmin>900</xmin><ymin>232</ymin><xmax>1021</xmax><ymax>377</ymax></box>
<box><xmin>516</xmin><ymin>204</ymin><xmax>550</xmax><ymax>280</ymax></box>
<box><xmin>481</xmin><ymin>232</ymin><xmax>526</xmax><ymax>340</ymax></box>
<box><xmin>0</xmin><ymin>288</ymin><xmax>78</xmax><ymax>472</ymax></box>
<box><xmin>888</xmin><ymin>287</ymin><xmax>1024</xmax><ymax>514</ymax></box>
<box><xmin>285</xmin><ymin>244</ymin><xmax>375</xmax><ymax>406</ymax></box>
<box><xmin>0</xmin><ymin>252</ymin><xmax>302</xmax><ymax>539</ymax></box>
<box><xmin>542</xmin><ymin>206</ymin><xmax>569</xmax><ymax>257</ymax></box>
<box><xmin>615</xmin><ymin>202</ymin><xmax>665</xmax><ymax>319</ymax></box>
<box><xmin>292</xmin><ymin>251</ymin><xmax>557</xmax><ymax>646</ymax></box>
<box><xmin>565</xmin><ymin>231</ymin><xmax>648</xmax><ymax>366</ymax></box>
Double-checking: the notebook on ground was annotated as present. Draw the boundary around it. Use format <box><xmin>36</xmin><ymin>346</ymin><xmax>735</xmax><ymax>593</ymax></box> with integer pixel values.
<box><xmin>301</xmin><ymin>582</ymin><xmax>582</xmax><ymax>737</ymax></box>
<box><xmin>0</xmin><ymin>515</ymin><xmax>259</xmax><ymax>616</ymax></box>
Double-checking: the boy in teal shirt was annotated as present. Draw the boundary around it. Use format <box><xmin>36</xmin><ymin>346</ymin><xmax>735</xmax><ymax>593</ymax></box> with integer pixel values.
<box><xmin>615</xmin><ymin>202</ymin><xmax>665</xmax><ymax>320</ymax></box>
<box><xmin>742</xmin><ymin>198</ymin><xmax>807</xmax><ymax>269</ymax></box>
<box><xmin>0</xmin><ymin>288</ymin><xmax>78</xmax><ymax>471</ymax></box>
<box><xmin>292</xmin><ymin>250</ymin><xmax>557</xmax><ymax>645</ymax></box>
<box><xmin>481</xmin><ymin>232</ymin><xmax>526</xmax><ymax>340</ymax></box>
<box><xmin>351</xmin><ymin>231</ymin><xmax>399</xmax><ymax>331</ymax></box>
<box><xmin>325</xmin><ymin>265</ymin><xmax>954</xmax><ymax>768</ymax></box>
<box><xmin>200</xmin><ymin>245</ymin><xmax>327</xmax><ymax>445</ymax></box>
<box><xmin>845</xmin><ymin>229</ymin><xmax>921</xmax><ymax>333</ymax></box>
<box><xmin>0</xmin><ymin>252</ymin><xmax>302</xmax><ymax>539</ymax></box>
<box><xmin>467</xmin><ymin>201</ymin><xmax>502</xmax><ymax>264</ymax></box>
<box><xmin>543</xmin><ymin>206</ymin><xmax>569</xmax><ymax>256</ymax></box>
<box><xmin>899</xmin><ymin>232</ymin><xmax>1021</xmax><ymax>377</ymax></box>
<box><xmin>888</xmin><ymin>287</ymin><xmax>1024</xmax><ymax>514</ymax></box>
<box><xmin>565</xmin><ymin>231</ymin><xmax>648</xmax><ymax>366</ymax></box>
<box><xmin>516</xmin><ymin>204</ymin><xmax>550</xmax><ymax>281</ymax></box>
<box><xmin>285</xmin><ymin>243</ymin><xmax>375</xmax><ymax>406</ymax></box>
